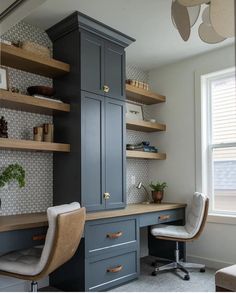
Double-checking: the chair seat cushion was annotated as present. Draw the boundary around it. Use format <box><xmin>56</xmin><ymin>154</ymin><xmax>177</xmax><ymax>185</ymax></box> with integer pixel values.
<box><xmin>151</xmin><ymin>224</ymin><xmax>191</xmax><ymax>239</ymax></box>
<box><xmin>0</xmin><ymin>246</ymin><xmax>43</xmax><ymax>276</ymax></box>
<box><xmin>215</xmin><ymin>265</ymin><xmax>236</xmax><ymax>291</ymax></box>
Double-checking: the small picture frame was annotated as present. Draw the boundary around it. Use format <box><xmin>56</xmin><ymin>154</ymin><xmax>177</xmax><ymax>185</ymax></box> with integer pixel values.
<box><xmin>0</xmin><ymin>67</ymin><xmax>8</xmax><ymax>90</ymax></box>
<box><xmin>126</xmin><ymin>101</ymin><xmax>144</xmax><ymax>120</ymax></box>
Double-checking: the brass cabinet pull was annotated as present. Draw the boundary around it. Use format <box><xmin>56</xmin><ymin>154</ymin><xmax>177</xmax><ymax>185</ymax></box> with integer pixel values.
<box><xmin>107</xmin><ymin>265</ymin><xmax>123</xmax><ymax>273</ymax></box>
<box><xmin>159</xmin><ymin>215</ymin><xmax>171</xmax><ymax>221</ymax></box>
<box><xmin>103</xmin><ymin>85</ymin><xmax>110</xmax><ymax>93</ymax></box>
<box><xmin>103</xmin><ymin>192</ymin><xmax>110</xmax><ymax>200</ymax></box>
<box><xmin>107</xmin><ymin>231</ymin><xmax>123</xmax><ymax>239</ymax></box>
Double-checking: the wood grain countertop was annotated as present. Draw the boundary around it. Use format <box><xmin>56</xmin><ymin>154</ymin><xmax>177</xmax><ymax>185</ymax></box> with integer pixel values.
<box><xmin>0</xmin><ymin>202</ymin><xmax>186</xmax><ymax>233</ymax></box>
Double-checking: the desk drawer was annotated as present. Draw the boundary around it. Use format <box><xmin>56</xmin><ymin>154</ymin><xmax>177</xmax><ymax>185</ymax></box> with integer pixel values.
<box><xmin>85</xmin><ymin>217</ymin><xmax>138</xmax><ymax>257</ymax></box>
<box><xmin>139</xmin><ymin>209</ymin><xmax>184</xmax><ymax>227</ymax></box>
<box><xmin>86</xmin><ymin>249</ymin><xmax>138</xmax><ymax>291</ymax></box>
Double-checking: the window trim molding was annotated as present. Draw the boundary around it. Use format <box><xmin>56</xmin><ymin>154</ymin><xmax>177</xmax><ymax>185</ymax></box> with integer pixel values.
<box><xmin>194</xmin><ymin>65</ymin><xmax>236</xmax><ymax>223</ymax></box>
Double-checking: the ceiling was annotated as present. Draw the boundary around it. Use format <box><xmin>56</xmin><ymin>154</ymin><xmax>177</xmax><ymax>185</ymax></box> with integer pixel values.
<box><xmin>24</xmin><ymin>0</ymin><xmax>235</xmax><ymax>70</ymax></box>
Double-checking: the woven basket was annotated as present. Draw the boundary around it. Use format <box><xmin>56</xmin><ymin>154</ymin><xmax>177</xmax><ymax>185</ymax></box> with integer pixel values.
<box><xmin>21</xmin><ymin>41</ymin><xmax>51</xmax><ymax>58</ymax></box>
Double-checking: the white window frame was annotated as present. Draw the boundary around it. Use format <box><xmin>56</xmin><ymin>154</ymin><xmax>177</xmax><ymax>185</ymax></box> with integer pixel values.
<box><xmin>195</xmin><ymin>66</ymin><xmax>236</xmax><ymax>224</ymax></box>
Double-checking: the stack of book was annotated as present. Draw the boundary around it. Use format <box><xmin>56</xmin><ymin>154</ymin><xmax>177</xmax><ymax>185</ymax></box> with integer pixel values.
<box><xmin>126</xmin><ymin>142</ymin><xmax>158</xmax><ymax>153</ymax></box>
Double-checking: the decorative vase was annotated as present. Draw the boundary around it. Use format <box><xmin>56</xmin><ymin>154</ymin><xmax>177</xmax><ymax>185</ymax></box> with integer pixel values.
<box><xmin>152</xmin><ymin>190</ymin><xmax>164</xmax><ymax>203</ymax></box>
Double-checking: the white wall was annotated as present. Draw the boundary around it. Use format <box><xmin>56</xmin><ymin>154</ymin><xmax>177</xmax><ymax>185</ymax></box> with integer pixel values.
<box><xmin>148</xmin><ymin>45</ymin><xmax>236</xmax><ymax>269</ymax></box>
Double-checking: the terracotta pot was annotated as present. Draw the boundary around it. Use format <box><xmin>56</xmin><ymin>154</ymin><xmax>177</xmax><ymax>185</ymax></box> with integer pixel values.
<box><xmin>152</xmin><ymin>191</ymin><xmax>164</xmax><ymax>203</ymax></box>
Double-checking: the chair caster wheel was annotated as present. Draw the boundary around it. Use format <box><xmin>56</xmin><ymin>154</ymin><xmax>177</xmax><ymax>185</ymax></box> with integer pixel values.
<box><xmin>200</xmin><ymin>268</ymin><xmax>205</xmax><ymax>273</ymax></box>
<box><xmin>152</xmin><ymin>271</ymin><xmax>158</xmax><ymax>276</ymax></box>
<box><xmin>184</xmin><ymin>274</ymin><xmax>190</xmax><ymax>281</ymax></box>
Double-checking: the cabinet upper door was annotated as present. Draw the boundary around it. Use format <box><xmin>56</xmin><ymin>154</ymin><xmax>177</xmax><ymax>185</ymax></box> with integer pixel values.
<box><xmin>81</xmin><ymin>91</ymin><xmax>105</xmax><ymax>211</ymax></box>
<box><xmin>104</xmin><ymin>41</ymin><xmax>125</xmax><ymax>100</ymax></box>
<box><xmin>81</xmin><ymin>31</ymin><xmax>104</xmax><ymax>96</ymax></box>
<box><xmin>105</xmin><ymin>98</ymin><xmax>126</xmax><ymax>209</ymax></box>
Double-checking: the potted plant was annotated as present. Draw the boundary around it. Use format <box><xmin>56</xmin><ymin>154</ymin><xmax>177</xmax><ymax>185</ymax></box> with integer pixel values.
<box><xmin>0</xmin><ymin>164</ymin><xmax>25</xmax><ymax>210</ymax></box>
<box><xmin>149</xmin><ymin>181</ymin><xmax>168</xmax><ymax>203</ymax></box>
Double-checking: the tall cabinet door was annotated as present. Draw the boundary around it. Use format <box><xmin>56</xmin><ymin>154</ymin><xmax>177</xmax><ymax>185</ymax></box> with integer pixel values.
<box><xmin>104</xmin><ymin>41</ymin><xmax>125</xmax><ymax>100</ymax></box>
<box><xmin>105</xmin><ymin>98</ymin><xmax>126</xmax><ymax>209</ymax></box>
<box><xmin>80</xmin><ymin>31</ymin><xmax>104</xmax><ymax>96</ymax></box>
<box><xmin>81</xmin><ymin>91</ymin><xmax>105</xmax><ymax>211</ymax></box>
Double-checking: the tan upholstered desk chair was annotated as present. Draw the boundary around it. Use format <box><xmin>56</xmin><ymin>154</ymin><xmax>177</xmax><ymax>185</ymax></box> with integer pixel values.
<box><xmin>0</xmin><ymin>202</ymin><xmax>85</xmax><ymax>292</ymax></box>
<box><xmin>151</xmin><ymin>192</ymin><xmax>209</xmax><ymax>281</ymax></box>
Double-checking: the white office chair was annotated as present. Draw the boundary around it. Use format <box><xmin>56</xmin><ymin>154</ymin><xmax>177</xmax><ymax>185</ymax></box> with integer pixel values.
<box><xmin>151</xmin><ymin>192</ymin><xmax>209</xmax><ymax>280</ymax></box>
<box><xmin>0</xmin><ymin>202</ymin><xmax>85</xmax><ymax>292</ymax></box>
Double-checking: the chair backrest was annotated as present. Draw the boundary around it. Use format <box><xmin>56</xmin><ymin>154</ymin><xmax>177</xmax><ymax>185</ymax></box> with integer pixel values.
<box><xmin>185</xmin><ymin>192</ymin><xmax>209</xmax><ymax>239</ymax></box>
<box><xmin>36</xmin><ymin>202</ymin><xmax>85</xmax><ymax>278</ymax></box>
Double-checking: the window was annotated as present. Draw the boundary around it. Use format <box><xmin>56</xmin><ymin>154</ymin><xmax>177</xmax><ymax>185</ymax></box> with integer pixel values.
<box><xmin>201</xmin><ymin>68</ymin><xmax>236</xmax><ymax>215</ymax></box>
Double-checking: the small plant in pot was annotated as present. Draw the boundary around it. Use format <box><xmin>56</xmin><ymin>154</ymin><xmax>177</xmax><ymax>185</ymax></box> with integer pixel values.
<box><xmin>0</xmin><ymin>164</ymin><xmax>25</xmax><ymax>210</ymax></box>
<box><xmin>149</xmin><ymin>181</ymin><xmax>167</xmax><ymax>204</ymax></box>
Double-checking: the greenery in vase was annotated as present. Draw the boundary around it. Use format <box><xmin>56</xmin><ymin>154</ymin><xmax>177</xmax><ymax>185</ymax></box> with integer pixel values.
<box><xmin>149</xmin><ymin>181</ymin><xmax>167</xmax><ymax>192</ymax></box>
<box><xmin>0</xmin><ymin>164</ymin><xmax>25</xmax><ymax>189</ymax></box>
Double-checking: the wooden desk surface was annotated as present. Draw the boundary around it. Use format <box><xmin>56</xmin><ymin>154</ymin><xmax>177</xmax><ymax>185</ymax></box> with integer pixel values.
<box><xmin>0</xmin><ymin>203</ymin><xmax>186</xmax><ymax>233</ymax></box>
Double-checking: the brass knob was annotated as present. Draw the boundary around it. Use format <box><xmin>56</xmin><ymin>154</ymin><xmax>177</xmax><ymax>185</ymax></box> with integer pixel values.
<box><xmin>104</xmin><ymin>192</ymin><xmax>110</xmax><ymax>200</ymax></box>
<box><xmin>103</xmin><ymin>85</ymin><xmax>110</xmax><ymax>93</ymax></box>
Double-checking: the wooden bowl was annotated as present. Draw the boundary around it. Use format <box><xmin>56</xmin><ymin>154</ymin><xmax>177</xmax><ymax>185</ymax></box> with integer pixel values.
<box><xmin>27</xmin><ymin>86</ymin><xmax>55</xmax><ymax>97</ymax></box>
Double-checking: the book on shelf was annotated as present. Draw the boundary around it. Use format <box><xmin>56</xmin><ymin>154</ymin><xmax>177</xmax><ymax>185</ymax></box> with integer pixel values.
<box><xmin>33</xmin><ymin>95</ymin><xmax>63</xmax><ymax>103</ymax></box>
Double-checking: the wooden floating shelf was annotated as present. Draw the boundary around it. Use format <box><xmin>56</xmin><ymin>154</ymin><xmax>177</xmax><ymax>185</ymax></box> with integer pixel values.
<box><xmin>0</xmin><ymin>43</ymin><xmax>70</xmax><ymax>78</ymax></box>
<box><xmin>126</xmin><ymin>150</ymin><xmax>166</xmax><ymax>160</ymax></box>
<box><xmin>0</xmin><ymin>90</ymin><xmax>70</xmax><ymax>115</ymax></box>
<box><xmin>0</xmin><ymin>138</ymin><xmax>70</xmax><ymax>153</ymax></box>
<box><xmin>126</xmin><ymin>84</ymin><xmax>166</xmax><ymax>105</ymax></box>
<box><xmin>126</xmin><ymin>119</ymin><xmax>166</xmax><ymax>132</ymax></box>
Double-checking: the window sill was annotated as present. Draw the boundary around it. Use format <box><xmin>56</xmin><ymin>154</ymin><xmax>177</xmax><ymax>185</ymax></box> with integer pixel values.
<box><xmin>207</xmin><ymin>213</ymin><xmax>236</xmax><ymax>225</ymax></box>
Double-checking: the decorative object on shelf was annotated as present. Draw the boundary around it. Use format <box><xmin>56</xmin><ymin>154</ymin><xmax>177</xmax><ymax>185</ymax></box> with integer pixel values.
<box><xmin>0</xmin><ymin>38</ymin><xmax>12</xmax><ymax>46</ymax></box>
<box><xmin>33</xmin><ymin>126</ymin><xmax>43</xmax><ymax>142</ymax></box>
<box><xmin>126</xmin><ymin>79</ymin><xmax>149</xmax><ymax>91</ymax></box>
<box><xmin>9</xmin><ymin>87</ymin><xmax>20</xmax><ymax>93</ymax></box>
<box><xmin>0</xmin><ymin>67</ymin><xmax>8</xmax><ymax>90</ymax></box>
<box><xmin>145</xmin><ymin>118</ymin><xmax>157</xmax><ymax>123</ymax></box>
<box><xmin>127</xmin><ymin>141</ymin><xmax>158</xmax><ymax>153</ymax></box>
<box><xmin>149</xmin><ymin>181</ymin><xmax>168</xmax><ymax>204</ymax></box>
<box><xmin>21</xmin><ymin>41</ymin><xmax>51</xmax><ymax>58</ymax></box>
<box><xmin>171</xmin><ymin>0</ymin><xmax>234</xmax><ymax>43</ymax></box>
<box><xmin>136</xmin><ymin>182</ymin><xmax>151</xmax><ymax>204</ymax></box>
<box><xmin>43</xmin><ymin>123</ymin><xmax>54</xmax><ymax>142</ymax></box>
<box><xmin>27</xmin><ymin>86</ymin><xmax>55</xmax><ymax>97</ymax></box>
<box><xmin>0</xmin><ymin>116</ymin><xmax>8</xmax><ymax>138</ymax></box>
<box><xmin>126</xmin><ymin>101</ymin><xmax>144</xmax><ymax>120</ymax></box>
<box><xmin>0</xmin><ymin>163</ymin><xmax>25</xmax><ymax>211</ymax></box>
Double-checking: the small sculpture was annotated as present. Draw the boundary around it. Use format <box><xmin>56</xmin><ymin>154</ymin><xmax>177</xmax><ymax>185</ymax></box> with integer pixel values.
<box><xmin>0</xmin><ymin>116</ymin><xmax>8</xmax><ymax>138</ymax></box>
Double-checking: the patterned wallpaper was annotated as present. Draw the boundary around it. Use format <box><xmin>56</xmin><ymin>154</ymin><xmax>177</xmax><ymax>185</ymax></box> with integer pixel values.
<box><xmin>0</xmin><ymin>21</ymin><xmax>53</xmax><ymax>215</ymax></box>
<box><xmin>126</xmin><ymin>65</ymin><xmax>153</xmax><ymax>203</ymax></box>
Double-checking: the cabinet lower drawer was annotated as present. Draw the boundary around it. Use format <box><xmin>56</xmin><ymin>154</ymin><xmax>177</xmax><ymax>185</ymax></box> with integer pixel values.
<box><xmin>85</xmin><ymin>249</ymin><xmax>138</xmax><ymax>291</ymax></box>
<box><xmin>139</xmin><ymin>208</ymin><xmax>185</xmax><ymax>227</ymax></box>
<box><xmin>85</xmin><ymin>217</ymin><xmax>138</xmax><ymax>257</ymax></box>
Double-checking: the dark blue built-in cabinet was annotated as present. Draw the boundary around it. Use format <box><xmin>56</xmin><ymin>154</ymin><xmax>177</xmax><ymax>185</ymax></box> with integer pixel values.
<box><xmin>47</xmin><ymin>12</ymin><xmax>134</xmax><ymax>212</ymax></box>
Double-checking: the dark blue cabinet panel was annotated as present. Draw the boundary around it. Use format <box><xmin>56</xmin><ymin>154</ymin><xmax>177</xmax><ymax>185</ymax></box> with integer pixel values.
<box><xmin>105</xmin><ymin>98</ymin><xmax>126</xmax><ymax>209</ymax></box>
<box><xmin>81</xmin><ymin>31</ymin><xmax>104</xmax><ymax>96</ymax></box>
<box><xmin>104</xmin><ymin>42</ymin><xmax>125</xmax><ymax>100</ymax></box>
<box><xmin>81</xmin><ymin>92</ymin><xmax>105</xmax><ymax>211</ymax></box>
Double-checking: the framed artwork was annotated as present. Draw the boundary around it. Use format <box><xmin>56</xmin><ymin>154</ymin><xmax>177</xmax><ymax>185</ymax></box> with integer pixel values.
<box><xmin>126</xmin><ymin>101</ymin><xmax>144</xmax><ymax>120</ymax></box>
<box><xmin>0</xmin><ymin>67</ymin><xmax>8</xmax><ymax>90</ymax></box>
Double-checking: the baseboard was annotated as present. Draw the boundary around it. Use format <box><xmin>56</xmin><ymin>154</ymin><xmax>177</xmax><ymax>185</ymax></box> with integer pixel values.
<box><xmin>187</xmin><ymin>254</ymin><xmax>234</xmax><ymax>270</ymax></box>
<box><xmin>0</xmin><ymin>275</ymin><xmax>49</xmax><ymax>292</ymax></box>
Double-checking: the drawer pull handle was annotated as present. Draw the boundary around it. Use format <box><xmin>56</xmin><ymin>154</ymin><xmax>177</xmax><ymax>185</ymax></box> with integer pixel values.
<box><xmin>107</xmin><ymin>265</ymin><xmax>123</xmax><ymax>273</ymax></box>
<box><xmin>107</xmin><ymin>231</ymin><xmax>123</xmax><ymax>239</ymax></box>
<box><xmin>159</xmin><ymin>215</ymin><xmax>171</xmax><ymax>221</ymax></box>
<box><xmin>32</xmin><ymin>234</ymin><xmax>46</xmax><ymax>241</ymax></box>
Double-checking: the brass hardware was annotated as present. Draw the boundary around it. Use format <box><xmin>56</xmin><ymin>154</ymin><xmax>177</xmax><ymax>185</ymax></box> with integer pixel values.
<box><xmin>107</xmin><ymin>231</ymin><xmax>123</xmax><ymax>239</ymax></box>
<box><xmin>159</xmin><ymin>215</ymin><xmax>171</xmax><ymax>221</ymax></box>
<box><xmin>103</xmin><ymin>85</ymin><xmax>110</xmax><ymax>93</ymax></box>
<box><xmin>107</xmin><ymin>265</ymin><xmax>123</xmax><ymax>273</ymax></box>
<box><xmin>103</xmin><ymin>192</ymin><xmax>110</xmax><ymax>200</ymax></box>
